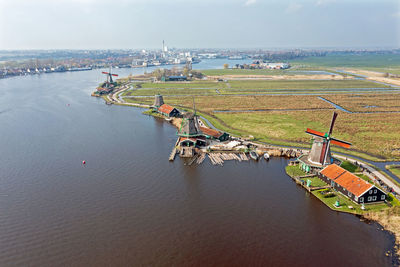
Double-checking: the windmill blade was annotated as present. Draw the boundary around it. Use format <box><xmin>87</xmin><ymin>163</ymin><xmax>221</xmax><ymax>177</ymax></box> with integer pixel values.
<box><xmin>192</xmin><ymin>96</ymin><xmax>196</xmax><ymax>115</ymax></box>
<box><xmin>305</xmin><ymin>128</ymin><xmax>325</xmax><ymax>138</ymax></box>
<box><xmin>322</xmin><ymin>140</ymin><xmax>331</xmax><ymax>165</ymax></box>
<box><xmin>111</xmin><ymin>74</ymin><xmax>119</xmax><ymax>77</ymax></box>
<box><xmin>328</xmin><ymin>112</ymin><xmax>338</xmax><ymax>135</ymax></box>
<box><xmin>102</xmin><ymin>72</ymin><xmax>110</xmax><ymax>74</ymax></box>
<box><xmin>331</xmin><ymin>138</ymin><xmax>352</xmax><ymax>148</ymax></box>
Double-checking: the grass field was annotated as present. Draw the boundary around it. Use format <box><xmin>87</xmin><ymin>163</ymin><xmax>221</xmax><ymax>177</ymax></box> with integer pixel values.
<box><xmin>312</xmin><ymin>189</ymin><xmax>390</xmax><ymax>214</ymax></box>
<box><xmin>387</xmin><ymin>165</ymin><xmax>400</xmax><ymax>178</ymax></box>
<box><xmin>340</xmin><ymin>160</ymin><xmax>361</xmax><ymax>172</ymax></box>
<box><xmin>302</xmin><ymin>177</ymin><xmax>327</xmax><ymax>187</ymax></box>
<box><xmin>361</xmin><ymin>67</ymin><xmax>400</xmax><ymax>76</ymax></box>
<box><xmin>212</xmin><ymin>110</ymin><xmax>400</xmax><ymax>159</ymax></box>
<box><xmin>123</xmin><ymin>93</ymin><xmax>400</xmax><ymax>160</ymax></box>
<box><xmin>202</xmin><ymin>68</ymin><xmax>306</xmax><ymax>76</ymax></box>
<box><xmin>291</xmin><ymin>54</ymin><xmax>400</xmax><ymax>68</ymax></box>
<box><xmin>285</xmin><ymin>165</ymin><xmax>309</xmax><ymax>177</ymax></box>
<box><xmin>227</xmin><ymin>79</ymin><xmax>389</xmax><ymax>90</ymax></box>
<box><xmin>324</xmin><ymin>94</ymin><xmax>400</xmax><ymax>113</ymax></box>
<box><xmin>122</xmin><ymin>79</ymin><xmax>391</xmax><ymax>97</ymax></box>
<box><xmin>160</xmin><ymin>95</ymin><xmax>333</xmax><ymax>112</ymax></box>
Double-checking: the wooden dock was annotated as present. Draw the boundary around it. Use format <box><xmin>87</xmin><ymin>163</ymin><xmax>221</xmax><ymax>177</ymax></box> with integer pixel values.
<box><xmin>169</xmin><ymin>148</ymin><xmax>177</xmax><ymax>161</ymax></box>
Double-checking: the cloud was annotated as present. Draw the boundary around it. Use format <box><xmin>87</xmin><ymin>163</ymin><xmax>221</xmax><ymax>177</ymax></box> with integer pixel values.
<box><xmin>244</xmin><ymin>0</ymin><xmax>256</xmax><ymax>6</ymax></box>
<box><xmin>285</xmin><ymin>2</ymin><xmax>302</xmax><ymax>13</ymax></box>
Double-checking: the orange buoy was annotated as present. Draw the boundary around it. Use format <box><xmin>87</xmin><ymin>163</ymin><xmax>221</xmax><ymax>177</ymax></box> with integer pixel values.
<box><xmin>82</xmin><ymin>160</ymin><xmax>86</xmax><ymax>165</ymax></box>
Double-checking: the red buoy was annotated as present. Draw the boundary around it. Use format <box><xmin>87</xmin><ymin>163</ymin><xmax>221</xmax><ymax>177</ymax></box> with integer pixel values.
<box><xmin>82</xmin><ymin>160</ymin><xmax>86</xmax><ymax>165</ymax></box>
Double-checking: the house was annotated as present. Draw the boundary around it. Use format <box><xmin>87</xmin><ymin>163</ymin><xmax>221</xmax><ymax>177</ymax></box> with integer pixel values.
<box><xmin>318</xmin><ymin>164</ymin><xmax>386</xmax><ymax>204</ymax></box>
<box><xmin>157</xmin><ymin>104</ymin><xmax>181</xmax><ymax>117</ymax></box>
<box><xmin>200</xmin><ymin>126</ymin><xmax>229</xmax><ymax>142</ymax></box>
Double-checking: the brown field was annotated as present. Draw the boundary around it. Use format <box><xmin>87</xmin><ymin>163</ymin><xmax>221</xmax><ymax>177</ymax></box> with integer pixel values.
<box><xmin>323</xmin><ymin>93</ymin><xmax>400</xmax><ymax>113</ymax></box>
<box><xmin>161</xmin><ymin>95</ymin><xmax>333</xmax><ymax>112</ymax></box>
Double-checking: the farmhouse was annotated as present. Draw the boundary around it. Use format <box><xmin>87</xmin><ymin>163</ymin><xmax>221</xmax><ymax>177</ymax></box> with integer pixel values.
<box><xmin>157</xmin><ymin>104</ymin><xmax>181</xmax><ymax>117</ymax></box>
<box><xmin>318</xmin><ymin>164</ymin><xmax>386</xmax><ymax>204</ymax></box>
<box><xmin>200</xmin><ymin>126</ymin><xmax>229</xmax><ymax>142</ymax></box>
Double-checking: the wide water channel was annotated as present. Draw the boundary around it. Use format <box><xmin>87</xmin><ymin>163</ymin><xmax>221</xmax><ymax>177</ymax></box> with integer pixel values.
<box><xmin>0</xmin><ymin>62</ymin><xmax>397</xmax><ymax>266</ymax></box>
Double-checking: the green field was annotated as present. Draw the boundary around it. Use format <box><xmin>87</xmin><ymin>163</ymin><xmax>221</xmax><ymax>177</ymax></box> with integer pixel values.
<box><xmin>285</xmin><ymin>165</ymin><xmax>309</xmax><ymax>177</ymax></box>
<box><xmin>291</xmin><ymin>54</ymin><xmax>400</xmax><ymax>68</ymax></box>
<box><xmin>312</xmin><ymin>189</ymin><xmax>391</xmax><ymax>214</ymax></box>
<box><xmin>122</xmin><ymin>79</ymin><xmax>391</xmax><ymax>97</ymax></box>
<box><xmin>386</xmin><ymin>165</ymin><xmax>400</xmax><ymax>178</ymax></box>
<box><xmin>340</xmin><ymin>160</ymin><xmax>361</xmax><ymax>173</ymax></box>
<box><xmin>228</xmin><ymin>79</ymin><xmax>388</xmax><ymax>90</ymax></box>
<box><xmin>302</xmin><ymin>177</ymin><xmax>327</xmax><ymax>187</ymax></box>
<box><xmin>202</xmin><ymin>68</ymin><xmax>300</xmax><ymax>76</ymax></box>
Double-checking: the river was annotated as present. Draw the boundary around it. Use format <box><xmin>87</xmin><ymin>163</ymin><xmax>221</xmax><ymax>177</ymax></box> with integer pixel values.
<box><xmin>0</xmin><ymin>60</ymin><xmax>397</xmax><ymax>266</ymax></box>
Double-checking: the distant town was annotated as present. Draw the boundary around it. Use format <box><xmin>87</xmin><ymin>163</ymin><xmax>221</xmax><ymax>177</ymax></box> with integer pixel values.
<box><xmin>2</xmin><ymin>42</ymin><xmax>398</xmax><ymax>79</ymax></box>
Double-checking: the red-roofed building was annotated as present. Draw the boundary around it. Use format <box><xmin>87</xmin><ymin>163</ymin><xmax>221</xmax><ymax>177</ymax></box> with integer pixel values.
<box><xmin>318</xmin><ymin>164</ymin><xmax>386</xmax><ymax>204</ymax></box>
<box><xmin>157</xmin><ymin>104</ymin><xmax>180</xmax><ymax>117</ymax></box>
<box><xmin>200</xmin><ymin>126</ymin><xmax>229</xmax><ymax>142</ymax></box>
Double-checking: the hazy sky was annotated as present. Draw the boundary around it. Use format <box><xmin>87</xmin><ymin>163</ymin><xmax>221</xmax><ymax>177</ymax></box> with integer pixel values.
<box><xmin>0</xmin><ymin>0</ymin><xmax>399</xmax><ymax>50</ymax></box>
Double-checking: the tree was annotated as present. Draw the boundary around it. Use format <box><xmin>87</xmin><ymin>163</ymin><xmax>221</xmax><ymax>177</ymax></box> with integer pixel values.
<box><xmin>223</xmin><ymin>63</ymin><xmax>229</xmax><ymax>69</ymax></box>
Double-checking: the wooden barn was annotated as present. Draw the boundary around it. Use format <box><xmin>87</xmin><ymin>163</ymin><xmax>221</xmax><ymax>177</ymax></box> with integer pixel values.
<box><xmin>318</xmin><ymin>164</ymin><xmax>386</xmax><ymax>204</ymax></box>
<box><xmin>200</xmin><ymin>126</ymin><xmax>229</xmax><ymax>142</ymax></box>
<box><xmin>157</xmin><ymin>104</ymin><xmax>181</xmax><ymax>118</ymax></box>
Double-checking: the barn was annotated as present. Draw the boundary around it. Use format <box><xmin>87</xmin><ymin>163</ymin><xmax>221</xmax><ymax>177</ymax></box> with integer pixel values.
<box><xmin>200</xmin><ymin>126</ymin><xmax>229</xmax><ymax>142</ymax></box>
<box><xmin>157</xmin><ymin>104</ymin><xmax>181</xmax><ymax>117</ymax></box>
<box><xmin>318</xmin><ymin>164</ymin><xmax>386</xmax><ymax>204</ymax></box>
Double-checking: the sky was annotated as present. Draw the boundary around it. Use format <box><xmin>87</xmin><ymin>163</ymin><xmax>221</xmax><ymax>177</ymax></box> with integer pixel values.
<box><xmin>0</xmin><ymin>0</ymin><xmax>399</xmax><ymax>50</ymax></box>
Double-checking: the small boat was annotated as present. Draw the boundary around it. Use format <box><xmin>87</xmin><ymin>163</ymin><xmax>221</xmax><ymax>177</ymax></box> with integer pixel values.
<box><xmin>165</xmin><ymin>117</ymin><xmax>172</xmax><ymax>122</ymax></box>
<box><xmin>263</xmin><ymin>153</ymin><xmax>270</xmax><ymax>161</ymax></box>
<box><xmin>249</xmin><ymin>151</ymin><xmax>259</xmax><ymax>161</ymax></box>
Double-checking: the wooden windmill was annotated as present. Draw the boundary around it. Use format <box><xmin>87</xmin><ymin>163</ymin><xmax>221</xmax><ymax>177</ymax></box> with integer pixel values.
<box><xmin>178</xmin><ymin>97</ymin><xmax>201</xmax><ymax>138</ymax></box>
<box><xmin>305</xmin><ymin>112</ymin><xmax>351</xmax><ymax>166</ymax></box>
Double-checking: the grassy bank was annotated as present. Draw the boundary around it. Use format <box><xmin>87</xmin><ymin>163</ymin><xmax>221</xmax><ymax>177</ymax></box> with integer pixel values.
<box><xmin>387</xmin><ymin>165</ymin><xmax>400</xmax><ymax>179</ymax></box>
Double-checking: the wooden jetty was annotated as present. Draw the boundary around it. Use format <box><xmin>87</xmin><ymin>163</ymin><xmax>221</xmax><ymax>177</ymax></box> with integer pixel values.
<box><xmin>169</xmin><ymin>148</ymin><xmax>177</xmax><ymax>161</ymax></box>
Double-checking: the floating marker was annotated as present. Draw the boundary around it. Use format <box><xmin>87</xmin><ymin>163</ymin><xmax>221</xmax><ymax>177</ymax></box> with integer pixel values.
<box><xmin>82</xmin><ymin>160</ymin><xmax>86</xmax><ymax>165</ymax></box>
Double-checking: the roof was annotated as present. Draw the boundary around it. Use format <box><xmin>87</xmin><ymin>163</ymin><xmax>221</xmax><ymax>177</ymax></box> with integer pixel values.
<box><xmin>158</xmin><ymin>104</ymin><xmax>176</xmax><ymax>114</ymax></box>
<box><xmin>320</xmin><ymin>164</ymin><xmax>374</xmax><ymax>197</ymax></box>
<box><xmin>335</xmin><ymin>171</ymin><xmax>373</xmax><ymax>197</ymax></box>
<box><xmin>320</xmin><ymin>164</ymin><xmax>346</xmax><ymax>180</ymax></box>
<box><xmin>200</xmin><ymin>126</ymin><xmax>224</xmax><ymax>138</ymax></box>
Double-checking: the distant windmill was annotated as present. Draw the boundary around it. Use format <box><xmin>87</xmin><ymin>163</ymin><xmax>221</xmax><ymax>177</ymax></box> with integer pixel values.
<box><xmin>102</xmin><ymin>66</ymin><xmax>118</xmax><ymax>84</ymax></box>
<box><xmin>305</xmin><ymin>112</ymin><xmax>351</xmax><ymax>166</ymax></box>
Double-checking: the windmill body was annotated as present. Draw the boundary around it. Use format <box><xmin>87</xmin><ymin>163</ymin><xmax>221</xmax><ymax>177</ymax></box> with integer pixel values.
<box><xmin>297</xmin><ymin>112</ymin><xmax>352</xmax><ymax>173</ymax></box>
<box><xmin>153</xmin><ymin>94</ymin><xmax>164</xmax><ymax>108</ymax></box>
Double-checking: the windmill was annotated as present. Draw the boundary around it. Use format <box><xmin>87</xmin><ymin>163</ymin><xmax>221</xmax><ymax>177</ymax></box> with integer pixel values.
<box><xmin>101</xmin><ymin>66</ymin><xmax>118</xmax><ymax>85</ymax></box>
<box><xmin>177</xmin><ymin>97</ymin><xmax>202</xmax><ymax>138</ymax></box>
<box><xmin>305</xmin><ymin>111</ymin><xmax>351</xmax><ymax>166</ymax></box>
